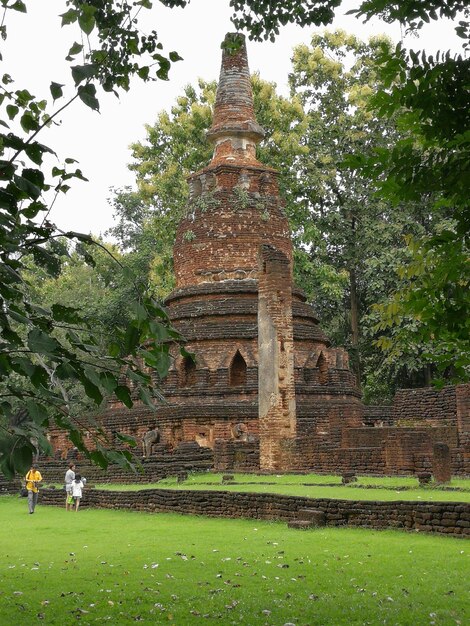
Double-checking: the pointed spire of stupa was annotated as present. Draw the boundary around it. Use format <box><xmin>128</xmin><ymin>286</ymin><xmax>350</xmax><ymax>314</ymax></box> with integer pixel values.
<box><xmin>207</xmin><ymin>33</ymin><xmax>265</xmax><ymax>165</ymax></box>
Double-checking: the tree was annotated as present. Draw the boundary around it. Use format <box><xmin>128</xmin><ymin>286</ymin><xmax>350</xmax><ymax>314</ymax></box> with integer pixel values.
<box><xmin>288</xmin><ymin>31</ymin><xmax>455</xmax><ymax>397</ymax></box>
<box><xmin>358</xmin><ymin>40</ymin><xmax>470</xmax><ymax>382</ymax></box>
<box><xmin>230</xmin><ymin>1</ymin><xmax>468</xmax><ymax>40</ymax></box>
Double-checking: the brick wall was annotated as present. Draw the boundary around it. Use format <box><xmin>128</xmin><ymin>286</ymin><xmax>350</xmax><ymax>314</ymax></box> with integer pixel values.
<box><xmin>39</xmin><ymin>442</ymin><xmax>213</xmax><ymax>484</ymax></box>
<box><xmin>363</xmin><ymin>405</ymin><xmax>394</xmax><ymax>427</ymax></box>
<box><xmin>213</xmin><ymin>439</ymin><xmax>259</xmax><ymax>471</ymax></box>
<box><xmin>392</xmin><ymin>386</ymin><xmax>458</xmax><ymax>427</ymax></box>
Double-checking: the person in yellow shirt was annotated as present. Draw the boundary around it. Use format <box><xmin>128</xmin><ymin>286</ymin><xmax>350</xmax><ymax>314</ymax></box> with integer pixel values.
<box><xmin>25</xmin><ymin>464</ymin><xmax>42</xmax><ymax>514</ymax></box>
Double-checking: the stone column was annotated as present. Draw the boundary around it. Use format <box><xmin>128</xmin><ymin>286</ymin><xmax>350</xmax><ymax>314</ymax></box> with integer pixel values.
<box><xmin>258</xmin><ymin>245</ymin><xmax>296</xmax><ymax>470</ymax></box>
<box><xmin>432</xmin><ymin>442</ymin><xmax>452</xmax><ymax>483</ymax></box>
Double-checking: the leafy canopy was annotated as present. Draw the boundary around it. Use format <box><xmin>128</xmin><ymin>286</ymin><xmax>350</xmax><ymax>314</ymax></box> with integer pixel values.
<box><xmin>0</xmin><ymin>0</ymin><xmax>189</xmax><ymax>477</ymax></box>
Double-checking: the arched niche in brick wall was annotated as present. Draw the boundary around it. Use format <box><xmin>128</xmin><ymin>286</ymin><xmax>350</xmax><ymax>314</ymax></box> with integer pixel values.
<box><xmin>229</xmin><ymin>350</ymin><xmax>247</xmax><ymax>386</ymax></box>
<box><xmin>303</xmin><ymin>349</ymin><xmax>329</xmax><ymax>385</ymax></box>
<box><xmin>181</xmin><ymin>356</ymin><xmax>197</xmax><ymax>387</ymax></box>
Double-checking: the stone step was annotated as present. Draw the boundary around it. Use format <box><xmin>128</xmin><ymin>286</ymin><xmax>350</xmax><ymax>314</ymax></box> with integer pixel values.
<box><xmin>287</xmin><ymin>520</ymin><xmax>316</xmax><ymax>530</ymax></box>
<box><xmin>297</xmin><ymin>508</ymin><xmax>326</xmax><ymax>526</ymax></box>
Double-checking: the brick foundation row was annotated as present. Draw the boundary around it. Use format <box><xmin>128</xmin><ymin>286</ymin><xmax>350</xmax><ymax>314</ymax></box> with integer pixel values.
<box><xmin>37</xmin><ymin>488</ymin><xmax>470</xmax><ymax>538</ymax></box>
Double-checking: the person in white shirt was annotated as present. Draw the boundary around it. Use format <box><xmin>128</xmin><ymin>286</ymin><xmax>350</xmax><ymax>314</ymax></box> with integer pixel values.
<box><xmin>64</xmin><ymin>463</ymin><xmax>75</xmax><ymax>511</ymax></box>
<box><xmin>71</xmin><ymin>474</ymin><xmax>85</xmax><ymax>512</ymax></box>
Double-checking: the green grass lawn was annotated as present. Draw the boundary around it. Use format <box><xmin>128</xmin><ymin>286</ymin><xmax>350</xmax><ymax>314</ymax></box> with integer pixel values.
<box><xmin>94</xmin><ymin>473</ymin><xmax>470</xmax><ymax>503</ymax></box>
<box><xmin>0</xmin><ymin>496</ymin><xmax>468</xmax><ymax>625</ymax></box>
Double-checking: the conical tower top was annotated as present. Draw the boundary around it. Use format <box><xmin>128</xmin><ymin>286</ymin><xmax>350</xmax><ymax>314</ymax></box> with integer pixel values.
<box><xmin>207</xmin><ymin>33</ymin><xmax>265</xmax><ymax>165</ymax></box>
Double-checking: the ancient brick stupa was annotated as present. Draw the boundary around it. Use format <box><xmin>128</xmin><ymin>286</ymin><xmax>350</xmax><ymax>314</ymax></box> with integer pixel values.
<box><xmin>155</xmin><ymin>33</ymin><xmax>363</xmax><ymax>471</ymax></box>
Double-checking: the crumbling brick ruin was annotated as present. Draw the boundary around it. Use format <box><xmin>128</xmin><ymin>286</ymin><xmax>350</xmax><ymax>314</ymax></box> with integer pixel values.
<box><xmin>46</xmin><ymin>34</ymin><xmax>469</xmax><ymax>479</ymax></box>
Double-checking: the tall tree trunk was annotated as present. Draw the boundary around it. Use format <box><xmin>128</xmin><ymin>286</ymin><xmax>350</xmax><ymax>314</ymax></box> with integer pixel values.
<box><xmin>349</xmin><ymin>266</ymin><xmax>361</xmax><ymax>389</ymax></box>
<box><xmin>347</xmin><ymin>209</ymin><xmax>361</xmax><ymax>390</ymax></box>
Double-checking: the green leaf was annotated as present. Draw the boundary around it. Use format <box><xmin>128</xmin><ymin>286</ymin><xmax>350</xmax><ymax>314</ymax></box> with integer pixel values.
<box><xmin>130</xmin><ymin>300</ymin><xmax>147</xmax><ymax>322</ymax></box>
<box><xmin>139</xmin><ymin>386</ymin><xmax>156</xmax><ymax>408</ymax></box>
<box><xmin>25</xmin><ymin>143</ymin><xmax>46</xmax><ymax>165</ymax></box>
<box><xmin>8</xmin><ymin>308</ymin><xmax>30</xmax><ymax>325</ymax></box>
<box><xmin>137</xmin><ymin>66</ymin><xmax>149</xmax><ymax>80</ymax></box>
<box><xmin>114</xmin><ymin>432</ymin><xmax>137</xmax><ymax>447</ymax></box>
<box><xmin>78</xmin><ymin>4</ymin><xmax>96</xmax><ymax>35</ymax></box>
<box><xmin>55</xmin><ymin>361</ymin><xmax>78</xmax><ymax>381</ymax></box>
<box><xmin>30</xmin><ymin>365</ymin><xmax>49</xmax><ymax>389</ymax></box>
<box><xmin>50</xmin><ymin>82</ymin><xmax>64</xmax><ymax>101</ymax></box>
<box><xmin>89</xmin><ymin>449</ymin><xmax>109</xmax><ymax>469</ymax></box>
<box><xmin>83</xmin><ymin>365</ymin><xmax>102</xmax><ymax>390</ymax></box>
<box><xmin>100</xmin><ymin>372</ymin><xmax>118</xmax><ymax>393</ymax></box>
<box><xmin>124</xmin><ymin>325</ymin><xmax>140</xmax><ymax>354</ymax></box>
<box><xmin>71</xmin><ymin>64</ymin><xmax>96</xmax><ymax>85</ymax></box>
<box><xmin>10</xmin><ymin>356</ymin><xmax>35</xmax><ymax>378</ymax></box>
<box><xmin>0</xmin><ymin>187</ymin><xmax>16</xmax><ymax>209</ymax></box>
<box><xmin>20</xmin><ymin>111</ymin><xmax>40</xmax><ymax>133</ymax></box>
<box><xmin>25</xmin><ymin>399</ymin><xmax>49</xmax><ymax>425</ymax></box>
<box><xmin>13</xmin><ymin>174</ymin><xmax>41</xmax><ymax>199</ymax></box>
<box><xmin>114</xmin><ymin>385</ymin><xmax>133</xmax><ymax>408</ymax></box>
<box><xmin>27</xmin><ymin>328</ymin><xmax>61</xmax><ymax>356</ymax></box>
<box><xmin>69</xmin><ymin>429</ymin><xmax>86</xmax><ymax>451</ymax></box>
<box><xmin>51</xmin><ymin>303</ymin><xmax>82</xmax><ymax>324</ymax></box>
<box><xmin>67</xmin><ymin>42</ymin><xmax>83</xmax><ymax>57</ymax></box>
<box><xmin>78</xmin><ymin>83</ymin><xmax>100</xmax><ymax>111</ymax></box>
<box><xmin>11</xmin><ymin>1</ymin><xmax>27</xmax><ymax>13</ymax></box>
<box><xmin>60</xmin><ymin>9</ymin><xmax>78</xmax><ymax>26</ymax></box>
<box><xmin>6</xmin><ymin>104</ymin><xmax>19</xmax><ymax>120</ymax></box>
<box><xmin>149</xmin><ymin>320</ymin><xmax>170</xmax><ymax>341</ymax></box>
<box><xmin>81</xmin><ymin>375</ymin><xmax>103</xmax><ymax>405</ymax></box>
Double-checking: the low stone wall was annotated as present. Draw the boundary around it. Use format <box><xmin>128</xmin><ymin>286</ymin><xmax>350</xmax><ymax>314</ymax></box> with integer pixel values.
<box><xmin>38</xmin><ymin>488</ymin><xmax>470</xmax><ymax>538</ymax></box>
<box><xmin>0</xmin><ymin>475</ymin><xmax>20</xmax><ymax>494</ymax></box>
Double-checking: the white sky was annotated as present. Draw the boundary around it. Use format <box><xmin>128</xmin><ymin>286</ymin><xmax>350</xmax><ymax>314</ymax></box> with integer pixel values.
<box><xmin>3</xmin><ymin>1</ymin><xmax>463</xmax><ymax>237</ymax></box>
